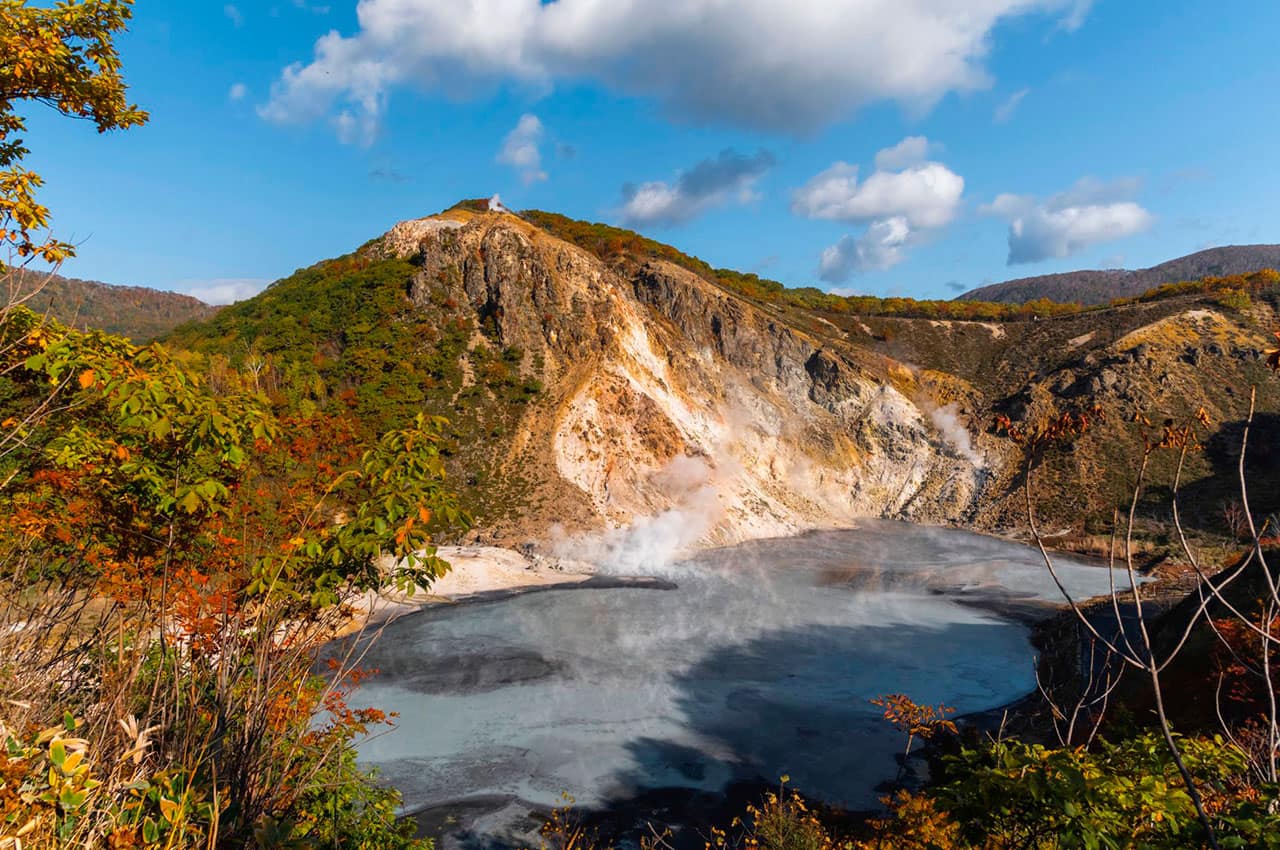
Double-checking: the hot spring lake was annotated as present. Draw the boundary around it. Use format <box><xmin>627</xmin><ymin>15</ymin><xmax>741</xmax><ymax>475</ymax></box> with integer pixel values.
<box><xmin>351</xmin><ymin>521</ymin><xmax>1127</xmax><ymax>846</ymax></box>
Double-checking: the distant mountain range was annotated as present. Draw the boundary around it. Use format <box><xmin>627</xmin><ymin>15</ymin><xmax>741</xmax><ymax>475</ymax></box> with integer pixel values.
<box><xmin>958</xmin><ymin>245</ymin><xmax>1280</xmax><ymax>306</ymax></box>
<box><xmin>9</xmin><ymin>269</ymin><xmax>217</xmax><ymax>341</ymax></box>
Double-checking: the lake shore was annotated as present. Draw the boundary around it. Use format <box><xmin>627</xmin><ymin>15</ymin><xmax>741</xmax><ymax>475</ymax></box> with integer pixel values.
<box><xmin>337</xmin><ymin>545</ymin><xmax>600</xmax><ymax>637</ymax></box>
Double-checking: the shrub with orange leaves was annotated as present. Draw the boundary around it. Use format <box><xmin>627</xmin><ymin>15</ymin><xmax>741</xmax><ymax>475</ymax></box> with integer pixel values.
<box><xmin>870</xmin><ymin>694</ymin><xmax>958</xmax><ymax>765</ymax></box>
<box><xmin>0</xmin><ymin>307</ymin><xmax>465</xmax><ymax>848</ymax></box>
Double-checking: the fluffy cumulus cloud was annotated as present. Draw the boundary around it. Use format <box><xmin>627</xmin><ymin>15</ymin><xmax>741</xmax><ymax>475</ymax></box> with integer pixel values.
<box><xmin>873</xmin><ymin>135</ymin><xmax>941</xmax><ymax>171</ymax></box>
<box><xmin>792</xmin><ymin>159</ymin><xmax>963</xmax><ymax>229</ymax></box>
<box><xmin>496</xmin><ymin>113</ymin><xmax>547</xmax><ymax>184</ymax></box>
<box><xmin>794</xmin><ymin>136</ymin><xmax>963</xmax><ymax>282</ymax></box>
<box><xmin>980</xmin><ymin>176</ymin><xmax>1153</xmax><ymax>265</ymax></box>
<box><xmin>259</xmin><ymin>0</ymin><xmax>1093</xmax><ymax>142</ymax></box>
<box><xmin>620</xmin><ymin>148</ymin><xmax>776</xmax><ymax>227</ymax></box>
<box><xmin>818</xmin><ymin>216</ymin><xmax>911</xmax><ymax>282</ymax></box>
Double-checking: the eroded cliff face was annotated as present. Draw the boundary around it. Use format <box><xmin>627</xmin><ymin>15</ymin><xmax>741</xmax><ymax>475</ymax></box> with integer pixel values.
<box><xmin>372</xmin><ymin>209</ymin><xmax>989</xmax><ymax>552</ymax></box>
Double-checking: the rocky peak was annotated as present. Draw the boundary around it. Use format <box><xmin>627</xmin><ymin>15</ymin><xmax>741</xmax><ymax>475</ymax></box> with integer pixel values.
<box><xmin>368</xmin><ymin>210</ymin><xmax>989</xmax><ymax>551</ymax></box>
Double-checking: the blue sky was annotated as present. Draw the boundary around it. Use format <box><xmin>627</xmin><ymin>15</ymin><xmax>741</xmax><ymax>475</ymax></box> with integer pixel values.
<box><xmin>22</xmin><ymin>0</ymin><xmax>1280</xmax><ymax>304</ymax></box>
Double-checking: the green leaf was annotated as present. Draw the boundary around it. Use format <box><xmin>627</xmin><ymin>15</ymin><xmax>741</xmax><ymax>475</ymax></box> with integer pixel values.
<box><xmin>58</xmin><ymin>786</ymin><xmax>87</xmax><ymax>811</ymax></box>
<box><xmin>178</xmin><ymin>489</ymin><xmax>202</xmax><ymax>514</ymax></box>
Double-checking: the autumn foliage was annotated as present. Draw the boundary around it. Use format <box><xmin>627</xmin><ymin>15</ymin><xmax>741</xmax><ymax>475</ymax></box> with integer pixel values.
<box><xmin>0</xmin><ymin>307</ymin><xmax>465</xmax><ymax>848</ymax></box>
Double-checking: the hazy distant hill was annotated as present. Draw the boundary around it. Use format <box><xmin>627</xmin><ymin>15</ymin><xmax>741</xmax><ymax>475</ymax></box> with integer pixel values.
<box><xmin>959</xmin><ymin>245</ymin><xmax>1280</xmax><ymax>305</ymax></box>
<box><xmin>10</xmin><ymin>270</ymin><xmax>217</xmax><ymax>341</ymax></box>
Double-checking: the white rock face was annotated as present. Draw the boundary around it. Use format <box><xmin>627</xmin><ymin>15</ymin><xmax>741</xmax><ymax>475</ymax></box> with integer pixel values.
<box><xmin>379</xmin><ymin>213</ymin><xmax>990</xmax><ymax>557</ymax></box>
<box><xmin>378</xmin><ymin>216</ymin><xmax>464</xmax><ymax>258</ymax></box>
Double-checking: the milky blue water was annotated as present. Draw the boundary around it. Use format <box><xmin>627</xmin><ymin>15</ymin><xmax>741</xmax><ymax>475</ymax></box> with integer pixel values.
<box><xmin>352</xmin><ymin>522</ymin><xmax>1127</xmax><ymax>843</ymax></box>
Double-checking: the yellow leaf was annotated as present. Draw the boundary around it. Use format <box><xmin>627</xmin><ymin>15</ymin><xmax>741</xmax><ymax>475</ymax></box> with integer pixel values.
<box><xmin>61</xmin><ymin>749</ymin><xmax>84</xmax><ymax>773</ymax></box>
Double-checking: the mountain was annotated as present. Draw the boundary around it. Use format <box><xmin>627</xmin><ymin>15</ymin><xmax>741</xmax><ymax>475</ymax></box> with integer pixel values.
<box><xmin>11</xmin><ymin>269</ymin><xmax>218</xmax><ymax>340</ymax></box>
<box><xmin>165</xmin><ymin>206</ymin><xmax>1280</xmax><ymax>555</ymax></box>
<box><xmin>958</xmin><ymin>245</ymin><xmax>1280</xmax><ymax>306</ymax></box>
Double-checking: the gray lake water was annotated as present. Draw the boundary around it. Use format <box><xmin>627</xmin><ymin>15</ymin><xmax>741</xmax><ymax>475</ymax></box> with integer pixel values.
<box><xmin>353</xmin><ymin>522</ymin><xmax>1127</xmax><ymax>846</ymax></box>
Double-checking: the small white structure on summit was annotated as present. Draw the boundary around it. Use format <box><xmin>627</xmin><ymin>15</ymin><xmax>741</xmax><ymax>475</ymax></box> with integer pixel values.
<box><xmin>488</xmin><ymin>193</ymin><xmax>508</xmax><ymax>213</ymax></box>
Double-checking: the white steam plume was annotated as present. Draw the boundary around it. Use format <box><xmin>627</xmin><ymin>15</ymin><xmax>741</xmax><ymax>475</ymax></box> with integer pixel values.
<box><xmin>930</xmin><ymin>404</ymin><xmax>984</xmax><ymax>468</ymax></box>
<box><xmin>556</xmin><ymin>454</ymin><xmax>725</xmax><ymax>576</ymax></box>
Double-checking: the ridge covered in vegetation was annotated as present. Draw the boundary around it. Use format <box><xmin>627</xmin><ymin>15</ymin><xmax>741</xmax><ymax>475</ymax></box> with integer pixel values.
<box><xmin>961</xmin><ymin>244</ymin><xmax>1280</xmax><ymax>306</ymax></box>
<box><xmin>522</xmin><ymin>209</ymin><xmax>1280</xmax><ymax>320</ymax></box>
<box><xmin>165</xmin><ymin>252</ymin><xmax>543</xmax><ymax>527</ymax></box>
<box><xmin>10</xmin><ymin>268</ymin><xmax>218</xmax><ymax>340</ymax></box>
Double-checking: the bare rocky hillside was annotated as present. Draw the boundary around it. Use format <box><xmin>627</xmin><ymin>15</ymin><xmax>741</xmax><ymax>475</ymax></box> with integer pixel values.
<box><xmin>167</xmin><ymin>206</ymin><xmax>1280</xmax><ymax>559</ymax></box>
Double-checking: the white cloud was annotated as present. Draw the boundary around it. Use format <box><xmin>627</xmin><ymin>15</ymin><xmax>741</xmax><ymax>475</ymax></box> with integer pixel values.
<box><xmin>797</xmin><ymin>139</ymin><xmax>965</xmax><ymax>281</ymax></box>
<box><xmin>228</xmin><ymin>82</ymin><xmax>248</xmax><ymax>102</ymax></box>
<box><xmin>873</xmin><ymin>136</ymin><xmax>941</xmax><ymax>171</ymax></box>
<box><xmin>620</xmin><ymin>148</ymin><xmax>776</xmax><ymax>227</ymax></box>
<box><xmin>1007</xmin><ymin>204</ymin><xmax>1152</xmax><ymax>265</ymax></box>
<box><xmin>792</xmin><ymin>160</ymin><xmax>964</xmax><ymax>229</ymax></box>
<box><xmin>993</xmin><ymin>87</ymin><xmax>1029</xmax><ymax>123</ymax></box>
<box><xmin>177</xmin><ymin>278</ymin><xmax>270</xmax><ymax>305</ymax></box>
<box><xmin>224</xmin><ymin>4</ymin><xmax>243</xmax><ymax>26</ymax></box>
<box><xmin>819</xmin><ymin>216</ymin><xmax>912</xmax><ymax>282</ymax></box>
<box><xmin>260</xmin><ymin>0</ymin><xmax>1094</xmax><ymax>142</ymax></box>
<box><xmin>496</xmin><ymin>113</ymin><xmax>548</xmax><ymax>184</ymax></box>
<box><xmin>1058</xmin><ymin>0</ymin><xmax>1094</xmax><ymax>31</ymax></box>
<box><xmin>981</xmin><ymin>177</ymin><xmax>1154</xmax><ymax>265</ymax></box>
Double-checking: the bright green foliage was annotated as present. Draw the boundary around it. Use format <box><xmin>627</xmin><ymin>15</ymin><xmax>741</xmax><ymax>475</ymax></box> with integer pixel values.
<box><xmin>166</xmin><ymin>255</ymin><xmax>470</xmax><ymax>441</ymax></box>
<box><xmin>0</xmin><ymin>308</ymin><xmax>459</xmax><ymax>847</ymax></box>
<box><xmin>0</xmin><ymin>306</ymin><xmax>275</xmax><ymax>584</ymax></box>
<box><xmin>250</xmin><ymin>413</ymin><xmax>466</xmax><ymax>608</ymax></box>
<box><xmin>278</xmin><ymin>742</ymin><xmax>426</xmax><ymax>850</ymax></box>
<box><xmin>936</xmin><ymin>733</ymin><xmax>1266</xmax><ymax>849</ymax></box>
<box><xmin>165</xmin><ymin>254</ymin><xmax>540</xmax><ymax>525</ymax></box>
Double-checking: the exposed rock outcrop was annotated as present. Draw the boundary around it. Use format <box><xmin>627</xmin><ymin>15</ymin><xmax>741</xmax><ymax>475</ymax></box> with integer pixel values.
<box><xmin>380</xmin><ymin>210</ymin><xmax>985</xmax><ymax>551</ymax></box>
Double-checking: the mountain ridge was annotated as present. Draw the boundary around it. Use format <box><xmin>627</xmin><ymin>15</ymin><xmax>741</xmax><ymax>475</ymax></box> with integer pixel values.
<box><xmin>8</xmin><ymin>268</ymin><xmax>218</xmax><ymax>340</ymax></box>
<box><xmin>164</xmin><ymin>206</ymin><xmax>1280</xmax><ymax>556</ymax></box>
<box><xmin>959</xmin><ymin>244</ymin><xmax>1280</xmax><ymax>306</ymax></box>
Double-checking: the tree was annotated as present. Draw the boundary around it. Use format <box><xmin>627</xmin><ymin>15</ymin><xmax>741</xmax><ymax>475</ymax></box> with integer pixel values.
<box><xmin>0</xmin><ymin>310</ymin><xmax>465</xmax><ymax>846</ymax></box>
<box><xmin>0</xmin><ymin>0</ymin><xmax>147</xmax><ymax>291</ymax></box>
<box><xmin>991</xmin><ymin>350</ymin><xmax>1280</xmax><ymax>848</ymax></box>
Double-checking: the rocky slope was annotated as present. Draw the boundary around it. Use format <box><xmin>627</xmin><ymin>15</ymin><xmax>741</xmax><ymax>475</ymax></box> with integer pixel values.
<box><xmin>959</xmin><ymin>244</ymin><xmax>1280</xmax><ymax>306</ymax></box>
<box><xmin>167</xmin><ymin>206</ymin><xmax>1280</xmax><ymax>561</ymax></box>
<box><xmin>370</xmin><ymin>209</ymin><xmax>986</xmax><ymax>553</ymax></box>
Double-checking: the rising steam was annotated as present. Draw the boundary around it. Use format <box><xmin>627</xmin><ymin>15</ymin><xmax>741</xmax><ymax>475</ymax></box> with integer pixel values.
<box><xmin>930</xmin><ymin>404</ymin><xmax>984</xmax><ymax>468</ymax></box>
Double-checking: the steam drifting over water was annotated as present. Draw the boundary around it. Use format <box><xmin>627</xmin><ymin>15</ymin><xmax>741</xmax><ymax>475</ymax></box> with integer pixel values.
<box><xmin>355</xmin><ymin>522</ymin><xmax>1129</xmax><ymax>849</ymax></box>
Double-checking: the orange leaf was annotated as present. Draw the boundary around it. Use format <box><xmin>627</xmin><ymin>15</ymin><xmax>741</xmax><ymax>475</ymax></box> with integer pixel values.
<box><xmin>78</xmin><ymin>369</ymin><xmax>95</xmax><ymax>389</ymax></box>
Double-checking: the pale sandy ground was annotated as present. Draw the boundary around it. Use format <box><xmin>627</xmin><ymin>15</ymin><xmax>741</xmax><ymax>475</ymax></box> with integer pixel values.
<box><xmin>338</xmin><ymin>546</ymin><xmax>597</xmax><ymax>636</ymax></box>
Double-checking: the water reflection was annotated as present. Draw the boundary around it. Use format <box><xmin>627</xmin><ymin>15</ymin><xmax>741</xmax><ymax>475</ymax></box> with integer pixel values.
<box><xmin>352</xmin><ymin>522</ymin><xmax>1129</xmax><ymax>848</ymax></box>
